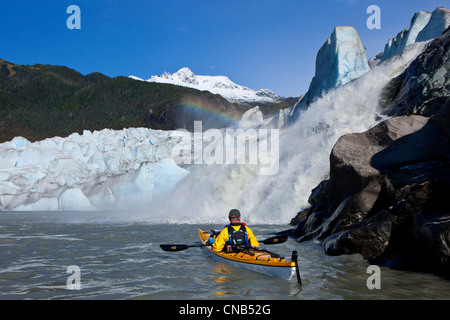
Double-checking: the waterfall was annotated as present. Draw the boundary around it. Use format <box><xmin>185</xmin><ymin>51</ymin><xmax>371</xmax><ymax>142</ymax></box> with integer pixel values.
<box><xmin>153</xmin><ymin>41</ymin><xmax>429</xmax><ymax>225</ymax></box>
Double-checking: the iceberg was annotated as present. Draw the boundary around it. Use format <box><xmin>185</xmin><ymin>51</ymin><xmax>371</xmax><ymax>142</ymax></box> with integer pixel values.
<box><xmin>289</xmin><ymin>26</ymin><xmax>370</xmax><ymax>122</ymax></box>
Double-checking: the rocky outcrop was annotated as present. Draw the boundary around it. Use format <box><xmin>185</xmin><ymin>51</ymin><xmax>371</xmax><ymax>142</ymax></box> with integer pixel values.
<box><xmin>291</xmin><ymin>22</ymin><xmax>450</xmax><ymax>279</ymax></box>
<box><xmin>294</xmin><ymin>113</ymin><xmax>450</xmax><ymax>278</ymax></box>
<box><xmin>381</xmin><ymin>25</ymin><xmax>450</xmax><ymax>117</ymax></box>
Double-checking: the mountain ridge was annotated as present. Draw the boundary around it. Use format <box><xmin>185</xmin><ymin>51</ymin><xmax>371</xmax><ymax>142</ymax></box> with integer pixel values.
<box><xmin>0</xmin><ymin>60</ymin><xmax>245</xmax><ymax>142</ymax></box>
<box><xmin>0</xmin><ymin>59</ymin><xmax>295</xmax><ymax>143</ymax></box>
<box><xmin>130</xmin><ymin>67</ymin><xmax>285</xmax><ymax>105</ymax></box>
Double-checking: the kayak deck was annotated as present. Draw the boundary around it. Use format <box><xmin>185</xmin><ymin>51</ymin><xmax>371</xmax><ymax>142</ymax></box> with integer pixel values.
<box><xmin>198</xmin><ymin>228</ymin><xmax>301</xmax><ymax>283</ymax></box>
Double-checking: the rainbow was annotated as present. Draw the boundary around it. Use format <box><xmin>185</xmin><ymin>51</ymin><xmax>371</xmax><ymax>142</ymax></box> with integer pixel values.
<box><xmin>178</xmin><ymin>96</ymin><xmax>242</xmax><ymax>126</ymax></box>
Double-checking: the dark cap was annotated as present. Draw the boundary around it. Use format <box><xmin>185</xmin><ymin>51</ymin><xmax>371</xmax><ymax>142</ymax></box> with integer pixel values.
<box><xmin>229</xmin><ymin>209</ymin><xmax>241</xmax><ymax>220</ymax></box>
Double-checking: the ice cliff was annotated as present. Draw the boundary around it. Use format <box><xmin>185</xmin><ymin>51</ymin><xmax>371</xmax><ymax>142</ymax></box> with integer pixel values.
<box><xmin>289</xmin><ymin>26</ymin><xmax>370</xmax><ymax>122</ymax></box>
<box><xmin>0</xmin><ymin>129</ymin><xmax>190</xmax><ymax>211</ymax></box>
<box><xmin>379</xmin><ymin>7</ymin><xmax>450</xmax><ymax>63</ymax></box>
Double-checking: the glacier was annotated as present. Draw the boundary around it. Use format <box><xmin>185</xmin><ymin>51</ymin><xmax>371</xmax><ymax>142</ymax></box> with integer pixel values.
<box><xmin>0</xmin><ymin>128</ymin><xmax>190</xmax><ymax>212</ymax></box>
<box><xmin>0</xmin><ymin>9</ymin><xmax>444</xmax><ymax>224</ymax></box>
<box><xmin>0</xmin><ymin>43</ymin><xmax>430</xmax><ymax>223</ymax></box>
<box><xmin>130</xmin><ymin>67</ymin><xmax>283</xmax><ymax>104</ymax></box>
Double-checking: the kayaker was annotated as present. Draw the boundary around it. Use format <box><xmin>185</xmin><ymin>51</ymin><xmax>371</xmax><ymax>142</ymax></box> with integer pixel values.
<box><xmin>212</xmin><ymin>209</ymin><xmax>260</xmax><ymax>252</ymax></box>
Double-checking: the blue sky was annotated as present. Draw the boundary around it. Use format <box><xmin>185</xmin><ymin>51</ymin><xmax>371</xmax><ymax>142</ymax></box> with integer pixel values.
<box><xmin>0</xmin><ymin>0</ymin><xmax>447</xmax><ymax>97</ymax></box>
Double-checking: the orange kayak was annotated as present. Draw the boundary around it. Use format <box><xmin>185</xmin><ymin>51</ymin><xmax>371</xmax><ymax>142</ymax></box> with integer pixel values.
<box><xmin>198</xmin><ymin>228</ymin><xmax>301</xmax><ymax>284</ymax></box>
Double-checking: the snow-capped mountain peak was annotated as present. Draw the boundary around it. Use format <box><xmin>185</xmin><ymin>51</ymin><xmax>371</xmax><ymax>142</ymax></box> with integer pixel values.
<box><xmin>171</xmin><ymin>67</ymin><xmax>198</xmax><ymax>85</ymax></box>
<box><xmin>130</xmin><ymin>68</ymin><xmax>283</xmax><ymax>104</ymax></box>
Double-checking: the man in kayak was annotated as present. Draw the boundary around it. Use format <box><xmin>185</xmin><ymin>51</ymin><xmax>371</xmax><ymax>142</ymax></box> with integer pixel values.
<box><xmin>212</xmin><ymin>209</ymin><xmax>260</xmax><ymax>252</ymax></box>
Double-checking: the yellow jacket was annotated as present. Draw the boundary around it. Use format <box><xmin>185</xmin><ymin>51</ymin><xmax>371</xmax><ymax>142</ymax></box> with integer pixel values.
<box><xmin>212</xmin><ymin>224</ymin><xmax>259</xmax><ymax>252</ymax></box>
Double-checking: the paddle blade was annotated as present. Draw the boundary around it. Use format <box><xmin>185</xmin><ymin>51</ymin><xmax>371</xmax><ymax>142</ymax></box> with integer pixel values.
<box><xmin>261</xmin><ymin>235</ymin><xmax>288</xmax><ymax>245</ymax></box>
<box><xmin>160</xmin><ymin>244</ymin><xmax>190</xmax><ymax>252</ymax></box>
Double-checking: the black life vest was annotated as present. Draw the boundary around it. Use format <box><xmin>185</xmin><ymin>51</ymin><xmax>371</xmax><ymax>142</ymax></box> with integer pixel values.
<box><xmin>227</xmin><ymin>223</ymin><xmax>249</xmax><ymax>247</ymax></box>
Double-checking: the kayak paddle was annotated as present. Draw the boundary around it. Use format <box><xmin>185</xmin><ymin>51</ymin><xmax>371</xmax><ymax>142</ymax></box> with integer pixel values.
<box><xmin>159</xmin><ymin>244</ymin><xmax>210</xmax><ymax>252</ymax></box>
<box><xmin>261</xmin><ymin>235</ymin><xmax>288</xmax><ymax>245</ymax></box>
<box><xmin>160</xmin><ymin>235</ymin><xmax>288</xmax><ymax>252</ymax></box>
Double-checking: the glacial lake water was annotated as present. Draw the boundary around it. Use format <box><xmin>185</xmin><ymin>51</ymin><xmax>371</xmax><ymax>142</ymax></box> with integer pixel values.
<box><xmin>1</xmin><ymin>211</ymin><xmax>449</xmax><ymax>301</ymax></box>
